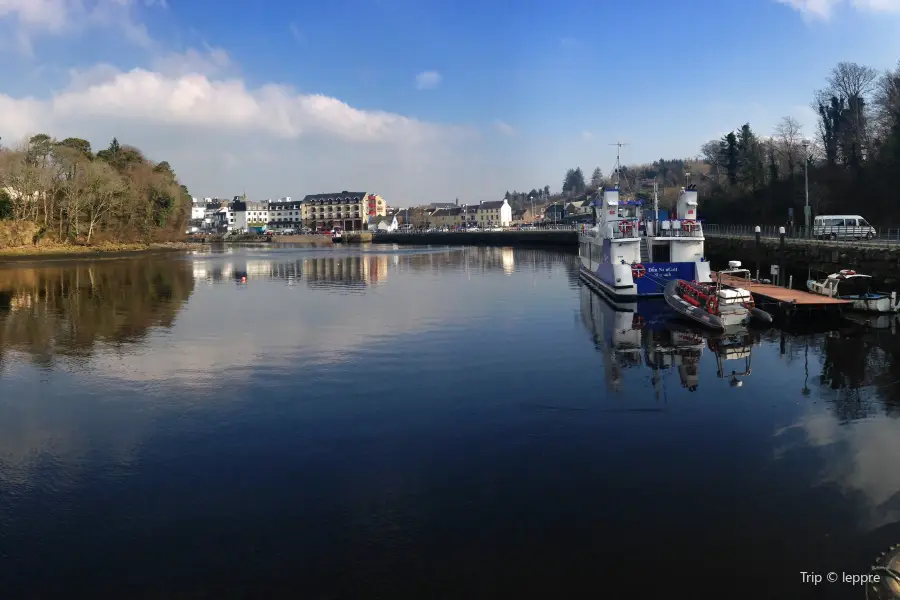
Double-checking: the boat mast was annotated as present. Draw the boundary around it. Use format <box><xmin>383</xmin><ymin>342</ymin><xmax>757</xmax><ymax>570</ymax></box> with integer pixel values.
<box><xmin>609</xmin><ymin>142</ymin><xmax>629</xmax><ymax>191</ymax></box>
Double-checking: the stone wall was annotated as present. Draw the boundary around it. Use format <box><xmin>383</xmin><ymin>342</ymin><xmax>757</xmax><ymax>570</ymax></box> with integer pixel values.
<box><xmin>375</xmin><ymin>231</ymin><xmax>578</xmax><ymax>248</ymax></box>
<box><xmin>705</xmin><ymin>236</ymin><xmax>900</xmax><ymax>283</ymax></box>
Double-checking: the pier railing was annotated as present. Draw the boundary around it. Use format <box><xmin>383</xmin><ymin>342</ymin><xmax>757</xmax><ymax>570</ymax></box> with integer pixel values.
<box><xmin>703</xmin><ymin>224</ymin><xmax>900</xmax><ymax>246</ymax></box>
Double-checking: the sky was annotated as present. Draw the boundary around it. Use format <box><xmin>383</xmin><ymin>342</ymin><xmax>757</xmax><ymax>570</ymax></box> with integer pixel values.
<box><xmin>1</xmin><ymin>0</ymin><xmax>900</xmax><ymax>206</ymax></box>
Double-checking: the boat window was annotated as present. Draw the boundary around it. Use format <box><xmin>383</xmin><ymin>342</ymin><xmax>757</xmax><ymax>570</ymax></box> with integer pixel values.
<box><xmin>837</xmin><ymin>277</ymin><xmax>870</xmax><ymax>296</ymax></box>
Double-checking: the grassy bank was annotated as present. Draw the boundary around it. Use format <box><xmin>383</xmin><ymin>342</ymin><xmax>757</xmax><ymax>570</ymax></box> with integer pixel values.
<box><xmin>0</xmin><ymin>241</ymin><xmax>208</xmax><ymax>263</ymax></box>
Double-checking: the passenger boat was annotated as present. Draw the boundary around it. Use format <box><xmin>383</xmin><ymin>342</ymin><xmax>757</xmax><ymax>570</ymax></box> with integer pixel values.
<box><xmin>806</xmin><ymin>269</ymin><xmax>900</xmax><ymax>313</ymax></box>
<box><xmin>663</xmin><ymin>277</ymin><xmax>772</xmax><ymax>331</ymax></box>
<box><xmin>578</xmin><ymin>149</ymin><xmax>711</xmax><ymax>300</ymax></box>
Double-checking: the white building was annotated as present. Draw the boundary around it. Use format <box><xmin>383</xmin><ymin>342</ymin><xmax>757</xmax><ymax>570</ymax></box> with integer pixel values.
<box><xmin>476</xmin><ymin>199</ymin><xmax>512</xmax><ymax>227</ymax></box>
<box><xmin>368</xmin><ymin>215</ymin><xmax>398</xmax><ymax>232</ymax></box>
<box><xmin>232</xmin><ymin>200</ymin><xmax>270</xmax><ymax>232</ymax></box>
<box><xmin>268</xmin><ymin>198</ymin><xmax>303</xmax><ymax>232</ymax></box>
<box><xmin>191</xmin><ymin>199</ymin><xmax>206</xmax><ymax>221</ymax></box>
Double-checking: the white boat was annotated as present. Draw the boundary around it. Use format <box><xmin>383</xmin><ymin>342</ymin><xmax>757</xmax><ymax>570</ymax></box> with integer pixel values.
<box><xmin>806</xmin><ymin>270</ymin><xmax>900</xmax><ymax>313</ymax></box>
<box><xmin>578</xmin><ymin>146</ymin><xmax>711</xmax><ymax>301</ymax></box>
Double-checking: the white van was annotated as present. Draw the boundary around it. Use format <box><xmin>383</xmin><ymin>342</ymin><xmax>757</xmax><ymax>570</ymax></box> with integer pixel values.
<box><xmin>813</xmin><ymin>215</ymin><xmax>876</xmax><ymax>240</ymax></box>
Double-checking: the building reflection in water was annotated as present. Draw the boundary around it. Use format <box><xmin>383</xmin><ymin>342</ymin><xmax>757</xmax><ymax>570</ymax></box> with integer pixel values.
<box><xmin>579</xmin><ymin>285</ymin><xmax>760</xmax><ymax>395</ymax></box>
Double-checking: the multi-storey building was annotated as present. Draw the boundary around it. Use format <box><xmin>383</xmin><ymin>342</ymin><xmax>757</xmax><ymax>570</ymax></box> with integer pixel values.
<box><xmin>232</xmin><ymin>200</ymin><xmax>270</xmax><ymax>231</ymax></box>
<box><xmin>476</xmin><ymin>199</ymin><xmax>513</xmax><ymax>227</ymax></box>
<box><xmin>267</xmin><ymin>199</ymin><xmax>304</xmax><ymax>232</ymax></box>
<box><xmin>300</xmin><ymin>192</ymin><xmax>387</xmax><ymax>231</ymax></box>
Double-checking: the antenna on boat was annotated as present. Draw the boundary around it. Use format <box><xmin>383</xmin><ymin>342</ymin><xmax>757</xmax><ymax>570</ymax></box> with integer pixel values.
<box><xmin>609</xmin><ymin>142</ymin><xmax>630</xmax><ymax>190</ymax></box>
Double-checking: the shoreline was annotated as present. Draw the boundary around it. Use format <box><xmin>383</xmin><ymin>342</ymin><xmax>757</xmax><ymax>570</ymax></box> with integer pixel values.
<box><xmin>0</xmin><ymin>241</ymin><xmax>210</xmax><ymax>264</ymax></box>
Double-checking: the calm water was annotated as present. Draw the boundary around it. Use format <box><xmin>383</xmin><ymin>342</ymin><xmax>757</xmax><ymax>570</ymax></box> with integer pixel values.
<box><xmin>1</xmin><ymin>245</ymin><xmax>899</xmax><ymax>599</ymax></box>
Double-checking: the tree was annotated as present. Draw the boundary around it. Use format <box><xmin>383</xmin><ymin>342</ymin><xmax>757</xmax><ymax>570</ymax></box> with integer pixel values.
<box><xmin>775</xmin><ymin>116</ymin><xmax>804</xmax><ymax>177</ymax></box>
<box><xmin>0</xmin><ymin>131</ymin><xmax>191</xmax><ymax>246</ymax></box>
<box><xmin>543</xmin><ymin>185</ymin><xmax>550</xmax><ymax>197</ymax></box>
<box><xmin>590</xmin><ymin>167</ymin><xmax>603</xmax><ymax>189</ymax></box>
<box><xmin>563</xmin><ymin>167</ymin><xmax>586</xmax><ymax>193</ymax></box>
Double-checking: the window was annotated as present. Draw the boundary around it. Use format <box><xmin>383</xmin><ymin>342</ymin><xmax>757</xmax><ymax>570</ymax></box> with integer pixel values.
<box><xmin>860</xmin><ymin>219</ymin><xmax>870</xmax><ymax>226</ymax></box>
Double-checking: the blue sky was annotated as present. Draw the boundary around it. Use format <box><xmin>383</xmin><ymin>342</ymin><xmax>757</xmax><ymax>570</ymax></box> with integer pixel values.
<box><xmin>1</xmin><ymin>0</ymin><xmax>899</xmax><ymax>204</ymax></box>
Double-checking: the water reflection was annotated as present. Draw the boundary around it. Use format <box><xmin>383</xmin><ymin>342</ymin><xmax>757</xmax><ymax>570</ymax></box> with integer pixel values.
<box><xmin>578</xmin><ymin>285</ymin><xmax>760</xmax><ymax>394</ymax></box>
<box><xmin>0</xmin><ymin>259</ymin><xmax>195</xmax><ymax>370</ymax></box>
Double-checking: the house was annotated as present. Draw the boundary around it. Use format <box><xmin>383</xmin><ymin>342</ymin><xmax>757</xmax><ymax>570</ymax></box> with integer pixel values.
<box><xmin>475</xmin><ymin>199</ymin><xmax>512</xmax><ymax>227</ymax></box>
<box><xmin>212</xmin><ymin>206</ymin><xmax>234</xmax><ymax>231</ymax></box>
<box><xmin>367</xmin><ymin>215</ymin><xmax>398</xmax><ymax>232</ymax></box>
<box><xmin>190</xmin><ymin>198</ymin><xmax>205</xmax><ymax>220</ymax></box>
<box><xmin>300</xmin><ymin>192</ymin><xmax>387</xmax><ymax>231</ymax></box>
<box><xmin>544</xmin><ymin>203</ymin><xmax>566</xmax><ymax>222</ymax></box>
<box><xmin>564</xmin><ymin>200</ymin><xmax>590</xmax><ymax>215</ymax></box>
<box><xmin>232</xmin><ymin>200</ymin><xmax>270</xmax><ymax>232</ymax></box>
<box><xmin>395</xmin><ymin>207</ymin><xmax>428</xmax><ymax>228</ymax></box>
<box><xmin>430</xmin><ymin>207</ymin><xmax>463</xmax><ymax>227</ymax></box>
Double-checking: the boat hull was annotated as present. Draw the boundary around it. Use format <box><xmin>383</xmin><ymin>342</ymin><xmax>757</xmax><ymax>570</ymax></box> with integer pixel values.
<box><xmin>806</xmin><ymin>280</ymin><xmax>898</xmax><ymax>313</ymax></box>
<box><xmin>579</xmin><ymin>258</ymin><xmax>700</xmax><ymax>300</ymax></box>
<box><xmin>663</xmin><ymin>280</ymin><xmax>725</xmax><ymax>331</ymax></box>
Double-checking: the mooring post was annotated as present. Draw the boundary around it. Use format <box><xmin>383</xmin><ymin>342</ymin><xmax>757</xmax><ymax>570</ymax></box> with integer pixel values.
<box><xmin>755</xmin><ymin>226</ymin><xmax>761</xmax><ymax>282</ymax></box>
<box><xmin>778</xmin><ymin>226</ymin><xmax>786</xmax><ymax>287</ymax></box>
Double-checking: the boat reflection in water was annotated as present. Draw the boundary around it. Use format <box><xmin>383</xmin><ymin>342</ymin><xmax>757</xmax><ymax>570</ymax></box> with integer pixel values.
<box><xmin>580</xmin><ymin>285</ymin><xmax>760</xmax><ymax>394</ymax></box>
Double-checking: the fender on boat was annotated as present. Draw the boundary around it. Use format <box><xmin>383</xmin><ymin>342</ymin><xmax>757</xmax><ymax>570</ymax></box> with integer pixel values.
<box><xmin>748</xmin><ymin>307</ymin><xmax>773</xmax><ymax>326</ymax></box>
<box><xmin>664</xmin><ymin>280</ymin><xmax>725</xmax><ymax>331</ymax></box>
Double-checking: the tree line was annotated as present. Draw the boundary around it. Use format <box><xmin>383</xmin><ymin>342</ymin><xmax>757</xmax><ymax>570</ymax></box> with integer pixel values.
<box><xmin>696</xmin><ymin>60</ymin><xmax>900</xmax><ymax>225</ymax></box>
<box><xmin>0</xmin><ymin>134</ymin><xmax>192</xmax><ymax>245</ymax></box>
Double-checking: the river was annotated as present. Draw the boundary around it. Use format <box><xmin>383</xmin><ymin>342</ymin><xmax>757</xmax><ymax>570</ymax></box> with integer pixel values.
<box><xmin>1</xmin><ymin>245</ymin><xmax>898</xmax><ymax>599</ymax></box>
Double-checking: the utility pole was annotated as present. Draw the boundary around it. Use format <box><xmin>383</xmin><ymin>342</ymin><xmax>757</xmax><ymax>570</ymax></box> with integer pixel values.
<box><xmin>802</xmin><ymin>140</ymin><xmax>810</xmax><ymax>234</ymax></box>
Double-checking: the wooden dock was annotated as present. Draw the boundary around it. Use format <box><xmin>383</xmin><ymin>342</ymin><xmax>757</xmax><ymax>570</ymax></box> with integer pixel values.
<box><xmin>712</xmin><ymin>273</ymin><xmax>850</xmax><ymax>310</ymax></box>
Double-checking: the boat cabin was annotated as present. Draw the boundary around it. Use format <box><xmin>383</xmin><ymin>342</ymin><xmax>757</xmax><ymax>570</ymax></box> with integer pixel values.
<box><xmin>809</xmin><ymin>270</ymin><xmax>873</xmax><ymax>298</ymax></box>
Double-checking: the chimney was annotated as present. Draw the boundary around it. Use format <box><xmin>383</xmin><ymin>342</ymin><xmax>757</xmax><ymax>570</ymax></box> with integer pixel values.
<box><xmin>480</xmin><ymin>200</ymin><xmax>483</xmax><ymax>205</ymax></box>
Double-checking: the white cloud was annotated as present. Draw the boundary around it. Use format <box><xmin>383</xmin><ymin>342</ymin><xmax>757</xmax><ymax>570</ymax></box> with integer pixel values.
<box><xmin>415</xmin><ymin>70</ymin><xmax>442</xmax><ymax>90</ymax></box>
<box><xmin>0</xmin><ymin>46</ymin><xmax>486</xmax><ymax>203</ymax></box>
<box><xmin>0</xmin><ymin>0</ymin><xmax>161</xmax><ymax>51</ymax></box>
<box><xmin>493</xmin><ymin>120</ymin><xmax>515</xmax><ymax>136</ymax></box>
<box><xmin>776</xmin><ymin>0</ymin><xmax>900</xmax><ymax>19</ymax></box>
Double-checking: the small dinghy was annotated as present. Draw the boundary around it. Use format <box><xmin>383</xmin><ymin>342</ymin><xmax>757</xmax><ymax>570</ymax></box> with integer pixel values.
<box><xmin>664</xmin><ymin>278</ymin><xmax>772</xmax><ymax>331</ymax></box>
<box><xmin>806</xmin><ymin>269</ymin><xmax>900</xmax><ymax>313</ymax></box>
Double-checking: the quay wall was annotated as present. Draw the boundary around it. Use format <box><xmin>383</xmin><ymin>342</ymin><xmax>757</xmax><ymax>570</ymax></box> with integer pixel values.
<box><xmin>704</xmin><ymin>236</ymin><xmax>900</xmax><ymax>283</ymax></box>
<box><xmin>375</xmin><ymin>231</ymin><xmax>578</xmax><ymax>248</ymax></box>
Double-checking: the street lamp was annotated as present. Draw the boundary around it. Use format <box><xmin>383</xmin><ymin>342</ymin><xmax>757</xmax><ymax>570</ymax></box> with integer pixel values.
<box><xmin>802</xmin><ymin>140</ymin><xmax>810</xmax><ymax>234</ymax></box>
<box><xmin>529</xmin><ymin>196</ymin><xmax>534</xmax><ymax>224</ymax></box>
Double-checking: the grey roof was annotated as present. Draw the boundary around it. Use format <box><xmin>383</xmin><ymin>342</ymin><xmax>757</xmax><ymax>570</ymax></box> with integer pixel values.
<box><xmin>432</xmin><ymin>207</ymin><xmax>462</xmax><ymax>216</ymax></box>
<box><xmin>368</xmin><ymin>215</ymin><xmax>395</xmax><ymax>224</ymax></box>
<box><xmin>479</xmin><ymin>200</ymin><xmax>505</xmax><ymax>209</ymax></box>
<box><xmin>302</xmin><ymin>192</ymin><xmax>367</xmax><ymax>203</ymax></box>
<box><xmin>429</xmin><ymin>202</ymin><xmax>457</xmax><ymax>209</ymax></box>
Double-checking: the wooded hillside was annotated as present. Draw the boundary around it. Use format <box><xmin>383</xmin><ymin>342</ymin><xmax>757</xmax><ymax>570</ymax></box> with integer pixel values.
<box><xmin>0</xmin><ymin>135</ymin><xmax>192</xmax><ymax>246</ymax></box>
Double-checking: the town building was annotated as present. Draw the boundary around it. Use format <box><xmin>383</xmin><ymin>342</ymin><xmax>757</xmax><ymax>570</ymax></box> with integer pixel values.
<box><xmin>232</xmin><ymin>200</ymin><xmax>270</xmax><ymax>232</ymax></box>
<box><xmin>368</xmin><ymin>215</ymin><xmax>399</xmax><ymax>232</ymax></box>
<box><xmin>267</xmin><ymin>198</ymin><xmax>303</xmax><ymax>232</ymax></box>
<box><xmin>300</xmin><ymin>192</ymin><xmax>387</xmax><ymax>231</ymax></box>
<box><xmin>544</xmin><ymin>203</ymin><xmax>566</xmax><ymax>222</ymax></box>
<box><xmin>430</xmin><ymin>207</ymin><xmax>463</xmax><ymax>228</ymax></box>
<box><xmin>475</xmin><ymin>199</ymin><xmax>512</xmax><ymax>227</ymax></box>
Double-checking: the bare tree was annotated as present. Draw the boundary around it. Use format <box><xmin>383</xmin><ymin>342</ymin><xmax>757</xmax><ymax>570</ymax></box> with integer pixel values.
<box><xmin>84</xmin><ymin>161</ymin><xmax>124</xmax><ymax>243</ymax></box>
<box><xmin>774</xmin><ymin>116</ymin><xmax>804</xmax><ymax>176</ymax></box>
<box><xmin>824</xmin><ymin>62</ymin><xmax>879</xmax><ymax>157</ymax></box>
<box><xmin>699</xmin><ymin>139</ymin><xmax>723</xmax><ymax>182</ymax></box>
<box><xmin>872</xmin><ymin>60</ymin><xmax>900</xmax><ymax>142</ymax></box>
